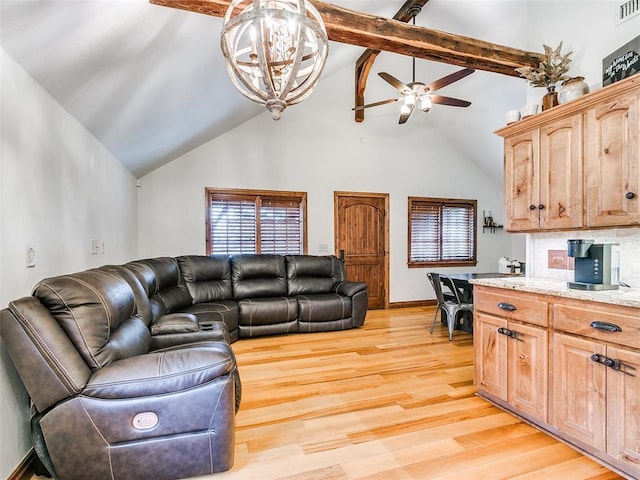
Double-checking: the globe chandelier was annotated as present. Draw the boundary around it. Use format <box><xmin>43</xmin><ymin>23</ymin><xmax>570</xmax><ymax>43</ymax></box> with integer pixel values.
<box><xmin>220</xmin><ymin>0</ymin><xmax>329</xmax><ymax>120</ymax></box>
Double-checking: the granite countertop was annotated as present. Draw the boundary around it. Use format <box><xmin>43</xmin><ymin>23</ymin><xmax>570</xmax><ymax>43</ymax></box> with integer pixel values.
<box><xmin>469</xmin><ymin>276</ymin><xmax>640</xmax><ymax>309</ymax></box>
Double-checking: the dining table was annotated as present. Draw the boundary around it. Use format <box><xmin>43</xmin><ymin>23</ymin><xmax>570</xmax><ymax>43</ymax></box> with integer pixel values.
<box><xmin>441</xmin><ymin>272</ymin><xmax>520</xmax><ymax>303</ymax></box>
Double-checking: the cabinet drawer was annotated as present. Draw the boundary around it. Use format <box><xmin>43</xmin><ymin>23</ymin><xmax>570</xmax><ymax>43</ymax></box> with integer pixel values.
<box><xmin>474</xmin><ymin>287</ymin><xmax>548</xmax><ymax>327</ymax></box>
<box><xmin>554</xmin><ymin>303</ymin><xmax>640</xmax><ymax>349</ymax></box>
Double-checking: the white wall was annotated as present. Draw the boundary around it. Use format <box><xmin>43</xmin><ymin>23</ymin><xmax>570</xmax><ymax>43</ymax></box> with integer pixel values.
<box><xmin>0</xmin><ymin>49</ymin><xmax>139</xmax><ymax>479</ymax></box>
<box><xmin>525</xmin><ymin>1</ymin><xmax>640</xmax><ymax>104</ymax></box>
<box><xmin>524</xmin><ymin>2</ymin><xmax>640</xmax><ymax>280</ymax></box>
<box><xmin>138</xmin><ymin>57</ymin><xmax>520</xmax><ymax>303</ymax></box>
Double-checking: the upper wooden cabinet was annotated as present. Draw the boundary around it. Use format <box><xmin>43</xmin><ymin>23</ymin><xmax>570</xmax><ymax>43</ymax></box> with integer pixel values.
<box><xmin>585</xmin><ymin>89</ymin><xmax>640</xmax><ymax>227</ymax></box>
<box><xmin>497</xmin><ymin>73</ymin><xmax>640</xmax><ymax>232</ymax></box>
<box><xmin>504</xmin><ymin>116</ymin><xmax>583</xmax><ymax>231</ymax></box>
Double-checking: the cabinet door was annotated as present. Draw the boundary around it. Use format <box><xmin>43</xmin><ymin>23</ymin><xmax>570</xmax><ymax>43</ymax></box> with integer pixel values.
<box><xmin>607</xmin><ymin>346</ymin><xmax>640</xmax><ymax>475</ymax></box>
<box><xmin>585</xmin><ymin>90</ymin><xmax>640</xmax><ymax>226</ymax></box>
<box><xmin>507</xmin><ymin>322</ymin><xmax>548</xmax><ymax>421</ymax></box>
<box><xmin>474</xmin><ymin>312</ymin><xmax>507</xmax><ymax>400</ymax></box>
<box><xmin>504</xmin><ymin>130</ymin><xmax>540</xmax><ymax>231</ymax></box>
<box><xmin>551</xmin><ymin>333</ymin><xmax>606</xmax><ymax>450</ymax></box>
<box><xmin>539</xmin><ymin>115</ymin><xmax>584</xmax><ymax>229</ymax></box>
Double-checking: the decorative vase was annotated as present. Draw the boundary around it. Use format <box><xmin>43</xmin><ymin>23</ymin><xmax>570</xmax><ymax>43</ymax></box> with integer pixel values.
<box><xmin>542</xmin><ymin>86</ymin><xmax>558</xmax><ymax>111</ymax></box>
<box><xmin>558</xmin><ymin>76</ymin><xmax>589</xmax><ymax>104</ymax></box>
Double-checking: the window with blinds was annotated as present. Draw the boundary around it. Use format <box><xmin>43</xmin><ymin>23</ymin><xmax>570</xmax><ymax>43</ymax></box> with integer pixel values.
<box><xmin>206</xmin><ymin>188</ymin><xmax>307</xmax><ymax>255</ymax></box>
<box><xmin>408</xmin><ymin>197</ymin><xmax>477</xmax><ymax>267</ymax></box>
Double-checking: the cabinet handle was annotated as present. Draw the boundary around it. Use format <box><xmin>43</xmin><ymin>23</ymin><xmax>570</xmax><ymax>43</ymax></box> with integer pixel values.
<box><xmin>625</xmin><ymin>192</ymin><xmax>636</xmax><ymax>200</ymax></box>
<box><xmin>590</xmin><ymin>321</ymin><xmax>622</xmax><ymax>332</ymax></box>
<box><xmin>529</xmin><ymin>204</ymin><xmax>537</xmax><ymax>211</ymax></box>
<box><xmin>497</xmin><ymin>327</ymin><xmax>521</xmax><ymax>340</ymax></box>
<box><xmin>498</xmin><ymin>302</ymin><xmax>516</xmax><ymax>311</ymax></box>
<box><xmin>537</xmin><ymin>204</ymin><xmax>545</xmax><ymax>210</ymax></box>
<box><xmin>591</xmin><ymin>353</ymin><xmax>634</xmax><ymax>375</ymax></box>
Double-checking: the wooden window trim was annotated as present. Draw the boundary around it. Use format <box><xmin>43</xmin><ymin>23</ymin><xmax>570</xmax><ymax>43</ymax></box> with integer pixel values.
<box><xmin>407</xmin><ymin>196</ymin><xmax>477</xmax><ymax>268</ymax></box>
<box><xmin>206</xmin><ymin>187</ymin><xmax>308</xmax><ymax>255</ymax></box>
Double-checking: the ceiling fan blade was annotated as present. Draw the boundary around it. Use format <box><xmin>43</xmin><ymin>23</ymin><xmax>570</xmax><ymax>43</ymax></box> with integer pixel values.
<box><xmin>429</xmin><ymin>95</ymin><xmax>471</xmax><ymax>107</ymax></box>
<box><xmin>398</xmin><ymin>103</ymin><xmax>415</xmax><ymax>124</ymax></box>
<box><xmin>352</xmin><ymin>98</ymin><xmax>400</xmax><ymax>111</ymax></box>
<box><xmin>378</xmin><ymin>72</ymin><xmax>411</xmax><ymax>94</ymax></box>
<box><xmin>427</xmin><ymin>68</ymin><xmax>475</xmax><ymax>92</ymax></box>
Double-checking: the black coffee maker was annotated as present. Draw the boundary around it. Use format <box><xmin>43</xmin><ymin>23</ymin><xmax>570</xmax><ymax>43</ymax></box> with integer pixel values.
<box><xmin>567</xmin><ymin>239</ymin><xmax>620</xmax><ymax>291</ymax></box>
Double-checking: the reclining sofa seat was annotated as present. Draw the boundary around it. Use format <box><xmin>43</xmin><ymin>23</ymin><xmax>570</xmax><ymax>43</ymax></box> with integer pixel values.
<box><xmin>124</xmin><ymin>257</ymin><xmax>239</xmax><ymax>344</ymax></box>
<box><xmin>286</xmin><ymin>254</ymin><xmax>368</xmax><ymax>332</ymax></box>
<box><xmin>231</xmin><ymin>254</ymin><xmax>298</xmax><ymax>338</ymax></box>
<box><xmin>0</xmin><ymin>269</ymin><xmax>239</xmax><ymax>480</ymax></box>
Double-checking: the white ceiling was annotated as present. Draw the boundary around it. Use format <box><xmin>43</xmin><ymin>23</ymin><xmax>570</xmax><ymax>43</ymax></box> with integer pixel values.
<box><xmin>1</xmin><ymin>0</ymin><xmax>527</xmax><ymax>178</ymax></box>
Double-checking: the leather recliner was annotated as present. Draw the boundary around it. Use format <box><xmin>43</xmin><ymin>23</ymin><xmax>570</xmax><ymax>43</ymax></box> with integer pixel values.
<box><xmin>0</xmin><ymin>269</ymin><xmax>240</xmax><ymax>480</ymax></box>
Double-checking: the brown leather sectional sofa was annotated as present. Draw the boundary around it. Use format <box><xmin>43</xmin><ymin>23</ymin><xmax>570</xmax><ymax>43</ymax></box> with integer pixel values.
<box><xmin>0</xmin><ymin>254</ymin><xmax>367</xmax><ymax>480</ymax></box>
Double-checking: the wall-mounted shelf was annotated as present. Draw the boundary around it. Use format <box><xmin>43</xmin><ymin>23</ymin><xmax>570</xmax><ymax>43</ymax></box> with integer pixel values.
<box><xmin>483</xmin><ymin>224</ymin><xmax>503</xmax><ymax>234</ymax></box>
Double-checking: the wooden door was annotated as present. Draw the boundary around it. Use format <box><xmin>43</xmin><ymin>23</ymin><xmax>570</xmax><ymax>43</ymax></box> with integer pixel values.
<box><xmin>506</xmin><ymin>321</ymin><xmax>548</xmax><ymax>421</ymax></box>
<box><xmin>606</xmin><ymin>346</ymin><xmax>640</xmax><ymax>476</ymax></box>
<box><xmin>585</xmin><ymin>90</ymin><xmax>640</xmax><ymax>227</ymax></box>
<box><xmin>539</xmin><ymin>115</ymin><xmax>584</xmax><ymax>230</ymax></box>
<box><xmin>504</xmin><ymin>130</ymin><xmax>540</xmax><ymax>231</ymax></box>
<box><xmin>551</xmin><ymin>332</ymin><xmax>606</xmax><ymax>450</ymax></box>
<box><xmin>474</xmin><ymin>312</ymin><xmax>508</xmax><ymax>401</ymax></box>
<box><xmin>334</xmin><ymin>192</ymin><xmax>388</xmax><ymax>310</ymax></box>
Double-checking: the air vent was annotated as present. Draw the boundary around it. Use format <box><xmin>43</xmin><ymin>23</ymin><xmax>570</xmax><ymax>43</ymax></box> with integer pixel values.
<box><xmin>615</xmin><ymin>0</ymin><xmax>639</xmax><ymax>25</ymax></box>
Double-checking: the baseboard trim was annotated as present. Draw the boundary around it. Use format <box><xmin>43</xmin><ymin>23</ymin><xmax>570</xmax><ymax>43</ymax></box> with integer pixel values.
<box><xmin>388</xmin><ymin>299</ymin><xmax>436</xmax><ymax>309</ymax></box>
<box><xmin>8</xmin><ymin>449</ymin><xmax>36</xmax><ymax>480</ymax></box>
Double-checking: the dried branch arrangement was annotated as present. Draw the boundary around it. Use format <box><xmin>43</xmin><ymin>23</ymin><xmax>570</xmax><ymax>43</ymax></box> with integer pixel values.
<box><xmin>516</xmin><ymin>42</ymin><xmax>573</xmax><ymax>89</ymax></box>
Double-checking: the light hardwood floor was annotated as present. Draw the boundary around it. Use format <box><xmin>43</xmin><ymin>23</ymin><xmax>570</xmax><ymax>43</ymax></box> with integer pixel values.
<box><xmin>206</xmin><ymin>307</ymin><xmax>622</xmax><ymax>480</ymax></box>
<box><xmin>31</xmin><ymin>306</ymin><xmax>623</xmax><ymax>480</ymax></box>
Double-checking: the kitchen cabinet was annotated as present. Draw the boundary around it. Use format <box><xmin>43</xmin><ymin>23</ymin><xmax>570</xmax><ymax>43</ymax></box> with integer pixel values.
<box><xmin>585</xmin><ymin>89</ymin><xmax>640</xmax><ymax>227</ymax></box>
<box><xmin>497</xmin><ymin>73</ymin><xmax>640</xmax><ymax>232</ymax></box>
<box><xmin>504</xmin><ymin>115</ymin><xmax>583</xmax><ymax>231</ymax></box>
<box><xmin>474</xmin><ymin>286</ymin><xmax>548</xmax><ymax>422</ymax></box>
<box><xmin>553</xmin><ymin>301</ymin><xmax>640</xmax><ymax>476</ymax></box>
<box><xmin>474</xmin><ymin>283</ymin><xmax>640</xmax><ymax>479</ymax></box>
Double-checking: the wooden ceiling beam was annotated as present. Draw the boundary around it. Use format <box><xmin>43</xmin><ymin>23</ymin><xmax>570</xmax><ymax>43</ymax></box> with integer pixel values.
<box><xmin>355</xmin><ymin>0</ymin><xmax>430</xmax><ymax>122</ymax></box>
<box><xmin>150</xmin><ymin>0</ymin><xmax>541</xmax><ymax>74</ymax></box>
<box><xmin>150</xmin><ymin>0</ymin><xmax>541</xmax><ymax>121</ymax></box>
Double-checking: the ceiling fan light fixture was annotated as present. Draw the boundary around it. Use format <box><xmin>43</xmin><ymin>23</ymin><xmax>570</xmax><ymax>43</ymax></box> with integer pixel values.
<box><xmin>403</xmin><ymin>93</ymin><xmax>416</xmax><ymax>108</ymax></box>
<box><xmin>400</xmin><ymin>103</ymin><xmax>412</xmax><ymax>116</ymax></box>
<box><xmin>419</xmin><ymin>95</ymin><xmax>432</xmax><ymax>112</ymax></box>
<box><xmin>220</xmin><ymin>0</ymin><xmax>329</xmax><ymax>120</ymax></box>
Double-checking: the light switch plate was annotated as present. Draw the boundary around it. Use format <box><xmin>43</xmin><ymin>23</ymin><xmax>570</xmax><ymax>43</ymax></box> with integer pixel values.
<box><xmin>26</xmin><ymin>245</ymin><xmax>36</xmax><ymax>268</ymax></box>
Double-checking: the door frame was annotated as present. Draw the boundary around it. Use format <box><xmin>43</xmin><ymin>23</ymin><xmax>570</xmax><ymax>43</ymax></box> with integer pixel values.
<box><xmin>333</xmin><ymin>191</ymin><xmax>390</xmax><ymax>309</ymax></box>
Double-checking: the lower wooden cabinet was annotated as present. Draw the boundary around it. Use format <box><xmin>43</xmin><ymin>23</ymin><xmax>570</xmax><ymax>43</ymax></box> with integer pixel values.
<box><xmin>606</xmin><ymin>346</ymin><xmax>640</xmax><ymax>473</ymax></box>
<box><xmin>474</xmin><ymin>285</ymin><xmax>640</xmax><ymax>479</ymax></box>
<box><xmin>551</xmin><ymin>332</ymin><xmax>607</xmax><ymax>450</ymax></box>
<box><xmin>474</xmin><ymin>287</ymin><xmax>548</xmax><ymax>423</ymax></box>
<box><xmin>475</xmin><ymin>312</ymin><xmax>548</xmax><ymax>422</ymax></box>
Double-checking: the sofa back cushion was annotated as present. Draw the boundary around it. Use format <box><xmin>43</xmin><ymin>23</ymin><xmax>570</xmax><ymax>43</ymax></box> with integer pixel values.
<box><xmin>231</xmin><ymin>254</ymin><xmax>287</xmax><ymax>300</ymax></box>
<box><xmin>32</xmin><ymin>270</ymin><xmax>150</xmax><ymax>370</ymax></box>
<box><xmin>140</xmin><ymin>257</ymin><xmax>193</xmax><ymax>313</ymax></box>
<box><xmin>177</xmin><ymin>255</ymin><xmax>233</xmax><ymax>303</ymax></box>
<box><xmin>286</xmin><ymin>255</ymin><xmax>345</xmax><ymax>295</ymax></box>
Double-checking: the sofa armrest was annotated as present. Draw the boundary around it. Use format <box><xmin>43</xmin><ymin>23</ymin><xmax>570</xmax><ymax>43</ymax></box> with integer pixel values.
<box><xmin>334</xmin><ymin>281</ymin><xmax>367</xmax><ymax>297</ymax></box>
<box><xmin>151</xmin><ymin>313</ymin><xmax>199</xmax><ymax>336</ymax></box>
<box><xmin>83</xmin><ymin>342</ymin><xmax>236</xmax><ymax>399</ymax></box>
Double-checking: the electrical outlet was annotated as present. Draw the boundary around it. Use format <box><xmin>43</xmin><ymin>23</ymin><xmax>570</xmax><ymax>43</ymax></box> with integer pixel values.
<box><xmin>91</xmin><ymin>239</ymin><xmax>100</xmax><ymax>255</ymax></box>
<box><xmin>26</xmin><ymin>245</ymin><xmax>36</xmax><ymax>268</ymax></box>
<box><xmin>548</xmin><ymin>250</ymin><xmax>568</xmax><ymax>269</ymax></box>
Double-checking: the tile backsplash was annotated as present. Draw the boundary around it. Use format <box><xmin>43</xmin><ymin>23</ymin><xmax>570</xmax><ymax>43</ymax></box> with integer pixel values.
<box><xmin>528</xmin><ymin>229</ymin><xmax>640</xmax><ymax>288</ymax></box>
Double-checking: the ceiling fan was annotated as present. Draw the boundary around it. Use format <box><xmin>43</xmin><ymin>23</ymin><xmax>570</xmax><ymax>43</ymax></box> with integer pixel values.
<box><xmin>353</xmin><ymin>13</ymin><xmax>474</xmax><ymax>124</ymax></box>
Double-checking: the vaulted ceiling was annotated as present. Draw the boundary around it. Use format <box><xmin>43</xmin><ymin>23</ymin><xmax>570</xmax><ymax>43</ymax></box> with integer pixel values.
<box><xmin>1</xmin><ymin>0</ymin><xmax>532</xmax><ymax>177</ymax></box>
